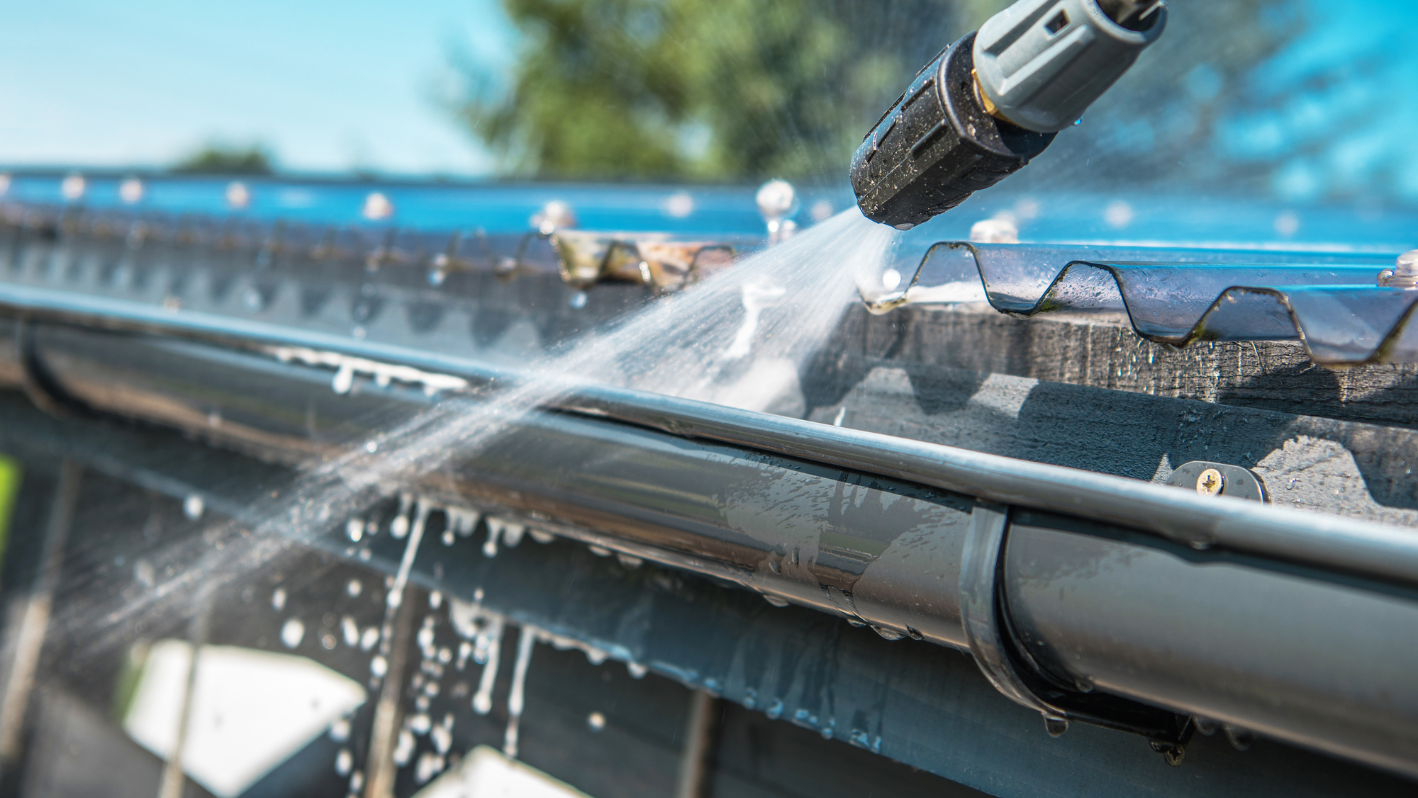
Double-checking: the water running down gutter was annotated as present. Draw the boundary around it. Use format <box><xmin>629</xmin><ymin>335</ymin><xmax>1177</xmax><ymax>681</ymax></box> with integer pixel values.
<box><xmin>1</xmin><ymin>283</ymin><xmax>1417</xmax><ymax>778</ymax></box>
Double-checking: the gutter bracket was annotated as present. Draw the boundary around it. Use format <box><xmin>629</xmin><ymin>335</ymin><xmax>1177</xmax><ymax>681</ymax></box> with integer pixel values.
<box><xmin>960</xmin><ymin>503</ymin><xmax>1194</xmax><ymax>758</ymax></box>
<box><xmin>1165</xmin><ymin>461</ymin><xmax>1268</xmax><ymax>502</ymax></box>
<box><xmin>960</xmin><ymin>504</ymin><xmax>1069</xmax><ymax>729</ymax></box>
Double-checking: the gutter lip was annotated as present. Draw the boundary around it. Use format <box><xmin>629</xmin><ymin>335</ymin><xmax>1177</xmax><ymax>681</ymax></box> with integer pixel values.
<box><xmin>0</xmin><ymin>281</ymin><xmax>1413</xmax><ymax>588</ymax></box>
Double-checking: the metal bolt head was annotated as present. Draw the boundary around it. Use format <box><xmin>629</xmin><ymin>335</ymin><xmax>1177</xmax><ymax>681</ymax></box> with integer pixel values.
<box><xmin>755</xmin><ymin>179</ymin><xmax>799</xmax><ymax>223</ymax></box>
<box><xmin>1379</xmin><ymin>250</ymin><xmax>1418</xmax><ymax>288</ymax></box>
<box><xmin>1196</xmin><ymin>468</ymin><xmax>1223</xmax><ymax>496</ymax></box>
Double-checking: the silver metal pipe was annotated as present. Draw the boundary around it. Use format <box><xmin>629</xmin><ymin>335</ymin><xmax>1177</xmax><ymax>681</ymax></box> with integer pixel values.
<box><xmin>0</xmin><ymin>282</ymin><xmax>1410</xmax><ymax>588</ymax></box>
<box><xmin>1004</xmin><ymin>512</ymin><xmax>1418</xmax><ymax>777</ymax></box>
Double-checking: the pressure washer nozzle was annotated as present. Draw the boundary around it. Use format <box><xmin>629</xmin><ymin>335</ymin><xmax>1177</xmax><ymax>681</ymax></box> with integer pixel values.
<box><xmin>851</xmin><ymin>0</ymin><xmax>1166</xmax><ymax>229</ymax></box>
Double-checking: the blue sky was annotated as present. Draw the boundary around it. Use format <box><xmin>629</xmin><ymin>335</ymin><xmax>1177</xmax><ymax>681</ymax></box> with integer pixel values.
<box><xmin>0</xmin><ymin>0</ymin><xmax>516</xmax><ymax>175</ymax></box>
<box><xmin>1221</xmin><ymin>0</ymin><xmax>1418</xmax><ymax>202</ymax></box>
<box><xmin>1</xmin><ymin>0</ymin><xmax>1414</xmax><ymax>197</ymax></box>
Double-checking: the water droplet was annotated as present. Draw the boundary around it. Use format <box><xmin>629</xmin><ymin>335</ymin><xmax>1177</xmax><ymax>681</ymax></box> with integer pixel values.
<box><xmin>271</xmin><ymin>587</ymin><xmax>287</xmax><ymax>611</ymax></box>
<box><xmin>503</xmin><ymin>626</ymin><xmax>538</xmax><ymax>759</ymax></box>
<box><xmin>280</xmin><ymin>617</ymin><xmax>305</xmax><ymax>648</ymax></box>
<box><xmin>569</xmin><ymin>291</ymin><xmax>588</xmax><ymax>309</ymax></box>
<box><xmin>349</xmin><ymin>770</ymin><xmax>365</xmax><ymax>792</ymax></box>
<box><xmin>588</xmin><ymin>545</ymin><xmax>611</xmax><ymax>557</ymax></box>
<box><xmin>473</xmin><ymin>617</ymin><xmax>505</xmax><ymax>715</ymax></box>
<box><xmin>1224</xmin><ymin>724</ymin><xmax>1255</xmax><ymax>751</ymax></box>
<box><xmin>329</xmin><ymin>717</ymin><xmax>352</xmax><ymax>743</ymax></box>
<box><xmin>627</xmin><ymin>662</ymin><xmax>648</xmax><ymax>679</ymax></box>
<box><xmin>483</xmin><ymin>520</ymin><xmax>502</xmax><ymax>557</ymax></box>
<box><xmin>587</xmin><ymin>712</ymin><xmax>606</xmax><ymax>732</ymax></box>
<box><xmin>332</xmin><ymin>364</ymin><xmax>354</xmax><ymax>395</ymax></box>
<box><xmin>322</xmin><ymin>634</ymin><xmax>337</xmax><ymax>650</ymax></box>
<box><xmin>347</xmin><ymin>579</ymin><xmax>362</xmax><ymax>598</ymax></box>
<box><xmin>341</xmin><ymin>616</ymin><xmax>360</xmax><ymax>647</ymax></box>
<box><xmin>431</xmin><ymin>723</ymin><xmax>452</xmax><ymax>754</ymax></box>
<box><xmin>429</xmin><ymin>591</ymin><xmax>443</xmax><ymax>609</ymax></box>
<box><xmin>764</xmin><ymin>595</ymin><xmax>789</xmax><ymax>607</ymax></box>
<box><xmin>361</xmin><ymin>627</ymin><xmax>379</xmax><ymax>651</ymax></box>
<box><xmin>871</xmin><ymin>626</ymin><xmax>905</xmax><ymax>641</ymax></box>
<box><xmin>408</xmin><ymin>713</ymin><xmax>432</xmax><ymax>735</ymax></box>
<box><xmin>393</xmin><ymin>729</ymin><xmax>415</xmax><ymax>766</ymax></box>
<box><xmin>765</xmin><ymin>699</ymin><xmax>783</xmax><ymax>720</ymax></box>
<box><xmin>346</xmin><ymin>519</ymin><xmax>364</xmax><ymax>542</ymax></box>
<box><xmin>371</xmin><ymin>655</ymin><xmax>388</xmax><ymax>678</ymax></box>
<box><xmin>414</xmin><ymin>752</ymin><xmax>445</xmax><ymax>784</ymax></box>
<box><xmin>183</xmin><ymin>494</ymin><xmax>204</xmax><ymax>520</ymax></box>
<box><xmin>529</xmin><ymin>528</ymin><xmax>555</xmax><ymax>544</ymax></box>
<box><xmin>1044</xmin><ymin>716</ymin><xmax>1069</xmax><ymax>737</ymax></box>
<box><xmin>390</xmin><ymin>515</ymin><xmax>410</xmax><ymax>539</ymax></box>
<box><xmin>335</xmin><ymin>748</ymin><xmax>353</xmax><ymax>776</ymax></box>
<box><xmin>616</xmin><ymin>553</ymin><xmax>643</xmax><ymax>569</ymax></box>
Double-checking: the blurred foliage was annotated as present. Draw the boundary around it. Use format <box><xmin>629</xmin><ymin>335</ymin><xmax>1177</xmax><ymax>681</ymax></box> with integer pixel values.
<box><xmin>1017</xmin><ymin>0</ymin><xmax>1308</xmax><ymax>194</ymax></box>
<box><xmin>171</xmin><ymin>144</ymin><xmax>276</xmax><ymax>175</ymax></box>
<box><xmin>455</xmin><ymin>0</ymin><xmax>1306</xmax><ymax>189</ymax></box>
<box><xmin>0</xmin><ymin>455</ymin><xmax>18</xmax><ymax>577</ymax></box>
<box><xmin>454</xmin><ymin>0</ymin><xmax>963</xmax><ymax>181</ymax></box>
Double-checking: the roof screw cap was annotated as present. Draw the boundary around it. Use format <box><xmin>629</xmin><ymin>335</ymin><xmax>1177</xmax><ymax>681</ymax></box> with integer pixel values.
<box><xmin>757</xmin><ymin>179</ymin><xmax>799</xmax><ymax>244</ymax></box>
<box><xmin>1195</xmin><ymin>468</ymin><xmax>1223</xmax><ymax>496</ymax></box>
<box><xmin>532</xmin><ymin>200</ymin><xmax>577</xmax><ymax>235</ymax></box>
<box><xmin>1378</xmin><ymin>249</ymin><xmax>1418</xmax><ymax>289</ymax></box>
<box><xmin>1043</xmin><ymin>715</ymin><xmax>1069</xmax><ymax>737</ymax></box>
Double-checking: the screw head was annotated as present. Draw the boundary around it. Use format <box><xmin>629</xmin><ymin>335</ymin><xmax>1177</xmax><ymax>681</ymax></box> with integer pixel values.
<box><xmin>755</xmin><ymin>179</ymin><xmax>799</xmax><ymax>222</ymax></box>
<box><xmin>1196</xmin><ymin>468</ymin><xmax>1223</xmax><ymax>496</ymax></box>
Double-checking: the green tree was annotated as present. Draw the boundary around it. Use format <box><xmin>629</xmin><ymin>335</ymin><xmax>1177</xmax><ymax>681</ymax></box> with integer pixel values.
<box><xmin>171</xmin><ymin>143</ymin><xmax>276</xmax><ymax>175</ymax></box>
<box><xmin>455</xmin><ymin>0</ymin><xmax>1304</xmax><ymax>189</ymax></box>
<box><xmin>454</xmin><ymin>0</ymin><xmax>961</xmax><ymax>182</ymax></box>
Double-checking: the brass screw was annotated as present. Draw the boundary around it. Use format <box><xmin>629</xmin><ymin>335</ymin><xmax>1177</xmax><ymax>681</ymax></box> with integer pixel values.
<box><xmin>1196</xmin><ymin>468</ymin><xmax>1223</xmax><ymax>496</ymax></box>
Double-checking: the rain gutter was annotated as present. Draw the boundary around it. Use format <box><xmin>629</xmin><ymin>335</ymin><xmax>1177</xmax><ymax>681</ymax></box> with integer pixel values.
<box><xmin>0</xmin><ymin>283</ymin><xmax>1416</xmax><ymax>778</ymax></box>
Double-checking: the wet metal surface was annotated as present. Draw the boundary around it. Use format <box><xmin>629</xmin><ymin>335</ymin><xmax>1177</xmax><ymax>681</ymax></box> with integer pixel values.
<box><xmin>1</xmin><ymin>400</ymin><xmax>1413</xmax><ymax>797</ymax></box>
<box><xmin>3</xmin><ymin>314</ymin><xmax>1418</xmax><ymax>776</ymax></box>
<box><xmin>868</xmin><ymin>242</ymin><xmax>1418</xmax><ymax>365</ymax></box>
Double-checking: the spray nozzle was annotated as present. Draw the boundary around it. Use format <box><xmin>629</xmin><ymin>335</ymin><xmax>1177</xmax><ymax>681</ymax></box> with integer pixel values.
<box><xmin>851</xmin><ymin>0</ymin><xmax>1166</xmax><ymax>228</ymax></box>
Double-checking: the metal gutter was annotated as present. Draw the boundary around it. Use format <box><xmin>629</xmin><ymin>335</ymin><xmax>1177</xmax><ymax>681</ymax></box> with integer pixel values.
<box><xmin>2</xmin><ymin>284</ymin><xmax>1418</xmax><ymax>776</ymax></box>
<box><xmin>0</xmin><ymin>281</ymin><xmax>1411</xmax><ymax>587</ymax></box>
